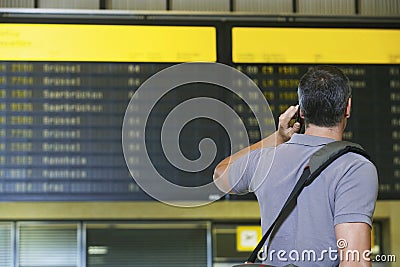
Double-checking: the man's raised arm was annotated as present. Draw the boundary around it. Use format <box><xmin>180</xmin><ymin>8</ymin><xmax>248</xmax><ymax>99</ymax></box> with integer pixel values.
<box><xmin>213</xmin><ymin>105</ymin><xmax>301</xmax><ymax>193</ymax></box>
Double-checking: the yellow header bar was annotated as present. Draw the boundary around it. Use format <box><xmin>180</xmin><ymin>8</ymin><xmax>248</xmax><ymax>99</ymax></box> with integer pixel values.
<box><xmin>232</xmin><ymin>27</ymin><xmax>400</xmax><ymax>64</ymax></box>
<box><xmin>0</xmin><ymin>24</ymin><xmax>216</xmax><ymax>62</ymax></box>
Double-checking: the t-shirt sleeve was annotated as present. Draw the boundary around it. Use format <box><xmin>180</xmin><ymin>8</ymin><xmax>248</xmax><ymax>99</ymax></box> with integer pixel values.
<box><xmin>228</xmin><ymin>149</ymin><xmax>262</xmax><ymax>194</ymax></box>
<box><xmin>334</xmin><ymin>158</ymin><xmax>378</xmax><ymax>227</ymax></box>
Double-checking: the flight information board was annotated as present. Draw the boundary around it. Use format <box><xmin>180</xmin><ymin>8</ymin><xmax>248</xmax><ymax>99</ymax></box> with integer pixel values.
<box><xmin>0</xmin><ymin>15</ymin><xmax>399</xmax><ymax>200</ymax></box>
<box><xmin>0</xmin><ymin>62</ymin><xmax>172</xmax><ymax>200</ymax></box>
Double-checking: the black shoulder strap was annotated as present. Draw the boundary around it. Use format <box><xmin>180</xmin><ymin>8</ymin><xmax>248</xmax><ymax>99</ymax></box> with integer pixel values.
<box><xmin>246</xmin><ymin>141</ymin><xmax>372</xmax><ymax>263</ymax></box>
<box><xmin>307</xmin><ymin>141</ymin><xmax>371</xmax><ymax>185</ymax></box>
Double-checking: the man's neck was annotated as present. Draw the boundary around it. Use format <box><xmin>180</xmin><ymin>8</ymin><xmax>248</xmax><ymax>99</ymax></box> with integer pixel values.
<box><xmin>304</xmin><ymin>124</ymin><xmax>344</xmax><ymax>141</ymax></box>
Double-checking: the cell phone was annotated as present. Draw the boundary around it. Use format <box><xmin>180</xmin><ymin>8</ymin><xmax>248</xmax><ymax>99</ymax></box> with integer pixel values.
<box><xmin>295</xmin><ymin>106</ymin><xmax>305</xmax><ymax>134</ymax></box>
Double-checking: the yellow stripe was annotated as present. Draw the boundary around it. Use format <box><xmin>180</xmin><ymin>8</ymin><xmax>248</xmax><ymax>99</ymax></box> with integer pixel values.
<box><xmin>0</xmin><ymin>24</ymin><xmax>216</xmax><ymax>62</ymax></box>
<box><xmin>232</xmin><ymin>27</ymin><xmax>400</xmax><ymax>64</ymax></box>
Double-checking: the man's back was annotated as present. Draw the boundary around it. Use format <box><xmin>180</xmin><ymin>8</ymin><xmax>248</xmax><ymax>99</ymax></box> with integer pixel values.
<box><xmin>229</xmin><ymin>134</ymin><xmax>377</xmax><ymax>266</ymax></box>
<box><xmin>216</xmin><ymin>66</ymin><xmax>379</xmax><ymax>266</ymax></box>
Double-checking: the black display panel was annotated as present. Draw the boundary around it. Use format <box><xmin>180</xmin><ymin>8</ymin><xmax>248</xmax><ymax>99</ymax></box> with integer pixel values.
<box><xmin>0</xmin><ymin>62</ymin><xmax>170</xmax><ymax>200</ymax></box>
<box><xmin>0</xmin><ymin>13</ymin><xmax>399</xmax><ymax>200</ymax></box>
<box><xmin>233</xmin><ymin>64</ymin><xmax>400</xmax><ymax>199</ymax></box>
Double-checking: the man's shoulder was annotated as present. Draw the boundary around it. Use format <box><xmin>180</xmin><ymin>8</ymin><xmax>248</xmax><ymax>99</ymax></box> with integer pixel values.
<box><xmin>336</xmin><ymin>150</ymin><xmax>375</xmax><ymax>168</ymax></box>
<box><xmin>325</xmin><ymin>150</ymin><xmax>377</xmax><ymax>189</ymax></box>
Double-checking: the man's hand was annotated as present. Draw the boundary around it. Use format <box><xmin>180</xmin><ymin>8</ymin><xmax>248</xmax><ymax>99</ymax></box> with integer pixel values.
<box><xmin>276</xmin><ymin>105</ymin><xmax>301</xmax><ymax>145</ymax></box>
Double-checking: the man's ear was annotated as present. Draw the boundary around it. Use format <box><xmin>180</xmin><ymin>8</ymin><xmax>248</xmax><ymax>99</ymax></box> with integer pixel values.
<box><xmin>299</xmin><ymin>107</ymin><xmax>304</xmax><ymax>119</ymax></box>
<box><xmin>345</xmin><ymin>98</ymin><xmax>352</xmax><ymax>118</ymax></box>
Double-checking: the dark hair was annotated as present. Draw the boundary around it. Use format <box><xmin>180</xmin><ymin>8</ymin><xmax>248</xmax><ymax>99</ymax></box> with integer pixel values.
<box><xmin>298</xmin><ymin>65</ymin><xmax>352</xmax><ymax>127</ymax></box>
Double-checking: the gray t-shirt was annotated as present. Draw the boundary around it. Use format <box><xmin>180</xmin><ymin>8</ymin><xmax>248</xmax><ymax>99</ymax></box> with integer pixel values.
<box><xmin>229</xmin><ymin>134</ymin><xmax>378</xmax><ymax>266</ymax></box>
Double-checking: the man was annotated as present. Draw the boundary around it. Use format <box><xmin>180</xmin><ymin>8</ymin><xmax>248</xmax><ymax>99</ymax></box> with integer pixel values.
<box><xmin>214</xmin><ymin>66</ymin><xmax>378</xmax><ymax>266</ymax></box>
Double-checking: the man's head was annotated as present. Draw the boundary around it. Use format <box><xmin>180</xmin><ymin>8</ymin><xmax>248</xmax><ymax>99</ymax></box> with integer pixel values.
<box><xmin>298</xmin><ymin>65</ymin><xmax>352</xmax><ymax>127</ymax></box>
